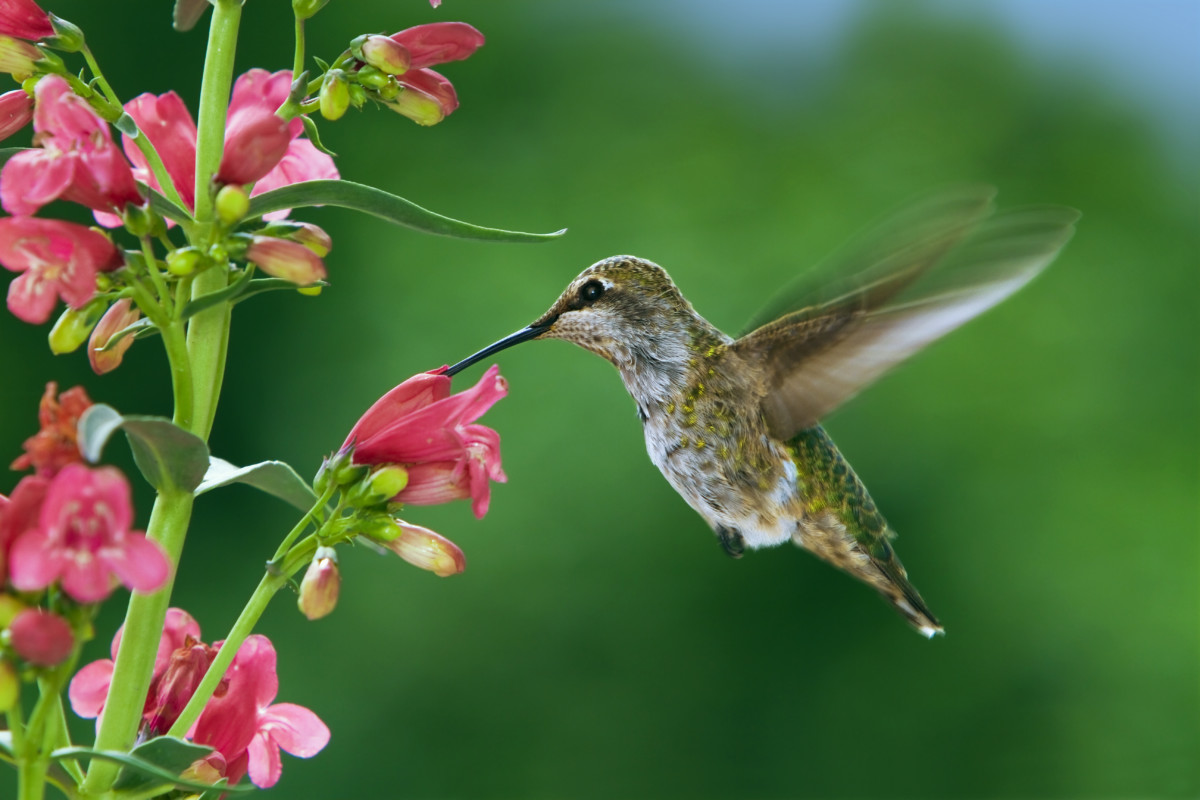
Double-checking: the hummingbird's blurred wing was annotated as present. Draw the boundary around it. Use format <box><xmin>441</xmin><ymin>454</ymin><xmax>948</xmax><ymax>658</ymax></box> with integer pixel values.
<box><xmin>732</xmin><ymin>190</ymin><xmax>1079</xmax><ymax>440</ymax></box>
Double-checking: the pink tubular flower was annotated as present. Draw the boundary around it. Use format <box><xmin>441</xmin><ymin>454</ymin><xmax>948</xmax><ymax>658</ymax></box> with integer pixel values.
<box><xmin>0</xmin><ymin>75</ymin><xmax>142</xmax><ymax>220</ymax></box>
<box><xmin>194</xmin><ymin>635</ymin><xmax>330</xmax><ymax>788</ymax></box>
<box><xmin>0</xmin><ymin>0</ymin><xmax>52</xmax><ymax>41</ymax></box>
<box><xmin>12</xmin><ymin>382</ymin><xmax>92</xmax><ymax>477</ymax></box>
<box><xmin>0</xmin><ymin>474</ymin><xmax>47</xmax><ymax>583</ymax></box>
<box><xmin>88</xmin><ymin>297</ymin><xmax>141</xmax><ymax>374</ymax></box>
<box><xmin>386</xmin><ymin>520</ymin><xmax>465</xmax><ymax>577</ymax></box>
<box><xmin>342</xmin><ymin>365</ymin><xmax>507</xmax><ymax>518</ymax></box>
<box><xmin>383</xmin><ymin>22</ymin><xmax>485</xmax><ymax>125</ymax></box>
<box><xmin>246</xmin><ymin>235</ymin><xmax>326</xmax><ymax>285</ymax></box>
<box><xmin>0</xmin><ymin>216</ymin><xmax>120</xmax><ymax>324</ymax></box>
<box><xmin>0</xmin><ymin>88</ymin><xmax>31</xmax><ymax>140</ymax></box>
<box><xmin>122</xmin><ymin>69</ymin><xmax>337</xmax><ymax>219</ymax></box>
<box><xmin>8</xmin><ymin>463</ymin><xmax>169</xmax><ymax>603</ymax></box>
<box><xmin>8</xmin><ymin>608</ymin><xmax>73</xmax><ymax>666</ymax></box>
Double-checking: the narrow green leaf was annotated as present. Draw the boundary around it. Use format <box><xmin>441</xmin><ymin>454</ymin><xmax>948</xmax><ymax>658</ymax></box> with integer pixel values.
<box><xmin>148</xmin><ymin>188</ymin><xmax>193</xmax><ymax>225</ymax></box>
<box><xmin>121</xmin><ymin>416</ymin><xmax>210</xmax><ymax>493</ymax></box>
<box><xmin>301</xmin><ymin>114</ymin><xmax>337</xmax><ymax>157</ymax></box>
<box><xmin>196</xmin><ymin>457</ymin><xmax>319</xmax><ymax>511</ymax></box>
<box><xmin>96</xmin><ymin>317</ymin><xmax>159</xmax><ymax>353</ymax></box>
<box><xmin>234</xmin><ymin>277</ymin><xmax>328</xmax><ymax>305</ymax></box>
<box><xmin>172</xmin><ymin>0</ymin><xmax>211</xmax><ymax>31</ymax></box>
<box><xmin>78</xmin><ymin>404</ymin><xmax>126</xmax><ymax>463</ymax></box>
<box><xmin>246</xmin><ymin>179</ymin><xmax>567</xmax><ymax>243</ymax></box>
<box><xmin>180</xmin><ymin>266</ymin><xmax>255</xmax><ymax>319</ymax></box>
<box><xmin>111</xmin><ymin>737</ymin><xmax>214</xmax><ymax>793</ymax></box>
<box><xmin>52</xmin><ymin>742</ymin><xmax>254</xmax><ymax>794</ymax></box>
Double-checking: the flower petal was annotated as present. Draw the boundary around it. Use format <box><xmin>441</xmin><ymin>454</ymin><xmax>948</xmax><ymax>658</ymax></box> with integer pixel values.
<box><xmin>68</xmin><ymin>657</ymin><xmax>114</xmax><ymax>718</ymax></box>
<box><xmin>246</xmin><ymin>730</ymin><xmax>283</xmax><ymax>788</ymax></box>
<box><xmin>7</xmin><ymin>269</ymin><xmax>60</xmax><ymax>324</ymax></box>
<box><xmin>260</xmin><ymin>703</ymin><xmax>330</xmax><ymax>757</ymax></box>
<box><xmin>101</xmin><ymin>532</ymin><xmax>170</xmax><ymax>593</ymax></box>
<box><xmin>390</xmin><ymin>22</ymin><xmax>484</xmax><ymax>71</ymax></box>
<box><xmin>7</xmin><ymin>527</ymin><xmax>59</xmax><ymax>591</ymax></box>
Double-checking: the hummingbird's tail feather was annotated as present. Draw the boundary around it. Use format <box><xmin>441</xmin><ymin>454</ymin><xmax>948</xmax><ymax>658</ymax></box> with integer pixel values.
<box><xmin>869</xmin><ymin>550</ymin><xmax>944</xmax><ymax>639</ymax></box>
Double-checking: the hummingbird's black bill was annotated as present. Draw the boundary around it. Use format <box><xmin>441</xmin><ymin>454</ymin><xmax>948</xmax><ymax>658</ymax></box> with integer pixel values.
<box><xmin>444</xmin><ymin>323</ymin><xmax>551</xmax><ymax>377</ymax></box>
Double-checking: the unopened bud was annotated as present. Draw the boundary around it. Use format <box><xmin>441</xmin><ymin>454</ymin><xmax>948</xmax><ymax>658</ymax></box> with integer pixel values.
<box><xmin>246</xmin><ymin>236</ymin><xmax>327</xmax><ymax>286</ymax></box>
<box><xmin>333</xmin><ymin>461</ymin><xmax>367</xmax><ymax>488</ymax></box>
<box><xmin>388</xmin><ymin>86</ymin><xmax>445</xmax><ymax>127</ymax></box>
<box><xmin>48</xmin><ymin>299</ymin><xmax>104</xmax><ymax>355</ymax></box>
<box><xmin>122</xmin><ymin>203</ymin><xmax>159</xmax><ymax>237</ymax></box>
<box><xmin>0</xmin><ymin>35</ymin><xmax>44</xmax><ymax>80</ymax></box>
<box><xmin>215</xmin><ymin>184</ymin><xmax>250</xmax><ymax>225</ymax></box>
<box><xmin>0</xmin><ymin>661</ymin><xmax>16</xmax><ymax>712</ymax></box>
<box><xmin>0</xmin><ymin>89</ymin><xmax>32</xmax><ymax>143</ymax></box>
<box><xmin>347</xmin><ymin>83</ymin><xmax>366</xmax><ymax>108</ymax></box>
<box><xmin>291</xmin><ymin>222</ymin><xmax>333</xmax><ymax>257</ymax></box>
<box><xmin>360</xmin><ymin>514</ymin><xmax>403</xmax><ymax>543</ymax></box>
<box><xmin>9</xmin><ymin>609</ymin><xmax>73</xmax><ymax>667</ymax></box>
<box><xmin>319</xmin><ymin>70</ymin><xmax>350</xmax><ymax>121</ymax></box>
<box><xmin>351</xmin><ymin>34</ymin><xmax>410</xmax><ymax>76</ymax></box>
<box><xmin>46</xmin><ymin>14</ymin><xmax>85</xmax><ymax>53</ymax></box>
<box><xmin>292</xmin><ymin>0</ymin><xmax>331</xmax><ymax>20</ymax></box>
<box><xmin>350</xmin><ymin>466</ymin><xmax>408</xmax><ymax>506</ymax></box>
<box><xmin>166</xmin><ymin>246</ymin><xmax>203</xmax><ymax>277</ymax></box>
<box><xmin>355</xmin><ymin>65</ymin><xmax>390</xmax><ymax>91</ymax></box>
<box><xmin>297</xmin><ymin>547</ymin><xmax>340</xmax><ymax>620</ymax></box>
<box><xmin>377</xmin><ymin>78</ymin><xmax>400</xmax><ymax>102</ymax></box>
<box><xmin>385</xmin><ymin>521</ymin><xmax>466</xmax><ymax>577</ymax></box>
<box><xmin>88</xmin><ymin>298</ymin><xmax>141</xmax><ymax>375</ymax></box>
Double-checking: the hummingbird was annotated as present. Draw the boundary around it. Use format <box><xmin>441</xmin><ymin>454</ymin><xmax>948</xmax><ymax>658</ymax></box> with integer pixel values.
<box><xmin>445</xmin><ymin>187</ymin><xmax>1078</xmax><ymax>637</ymax></box>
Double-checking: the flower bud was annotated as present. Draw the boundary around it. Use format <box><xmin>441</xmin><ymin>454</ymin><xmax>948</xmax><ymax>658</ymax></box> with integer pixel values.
<box><xmin>122</xmin><ymin>202</ymin><xmax>160</xmax><ymax>237</ymax></box>
<box><xmin>0</xmin><ymin>34</ymin><xmax>43</xmax><ymax>80</ymax></box>
<box><xmin>215</xmin><ymin>183</ymin><xmax>250</xmax><ymax>225</ymax></box>
<box><xmin>351</xmin><ymin>34</ymin><xmax>410</xmax><ymax>76</ymax></box>
<box><xmin>298</xmin><ymin>547</ymin><xmax>340</xmax><ymax>620</ymax></box>
<box><xmin>292</xmin><ymin>0</ymin><xmax>331</xmax><ymax>20</ymax></box>
<box><xmin>0</xmin><ymin>661</ymin><xmax>16</xmax><ymax>712</ymax></box>
<box><xmin>333</xmin><ymin>461</ymin><xmax>367</xmax><ymax>487</ymax></box>
<box><xmin>9</xmin><ymin>609</ymin><xmax>73</xmax><ymax>667</ymax></box>
<box><xmin>289</xmin><ymin>222</ymin><xmax>332</xmax><ymax>257</ymax></box>
<box><xmin>0</xmin><ymin>595</ymin><xmax>25</xmax><ymax>628</ymax></box>
<box><xmin>347</xmin><ymin>83</ymin><xmax>366</xmax><ymax>108</ymax></box>
<box><xmin>387</xmin><ymin>85</ymin><xmax>445</xmax><ymax>127</ymax></box>
<box><xmin>297</xmin><ymin>284</ymin><xmax>322</xmax><ymax>297</ymax></box>
<box><xmin>319</xmin><ymin>69</ymin><xmax>350</xmax><ymax>121</ymax></box>
<box><xmin>246</xmin><ymin>235</ymin><xmax>327</xmax><ymax>286</ymax></box>
<box><xmin>217</xmin><ymin>108</ymin><xmax>290</xmax><ymax>185</ymax></box>
<box><xmin>0</xmin><ymin>88</ymin><xmax>32</xmax><ymax>142</ymax></box>
<box><xmin>46</xmin><ymin>13</ymin><xmax>84</xmax><ymax>53</ymax></box>
<box><xmin>354</xmin><ymin>65</ymin><xmax>390</xmax><ymax>91</ymax></box>
<box><xmin>349</xmin><ymin>466</ymin><xmax>408</xmax><ymax>506</ymax></box>
<box><xmin>377</xmin><ymin>78</ymin><xmax>400</xmax><ymax>102</ymax></box>
<box><xmin>48</xmin><ymin>299</ymin><xmax>104</xmax><ymax>355</ymax></box>
<box><xmin>385</xmin><ymin>521</ymin><xmax>465</xmax><ymax>577</ymax></box>
<box><xmin>166</xmin><ymin>246</ymin><xmax>203</xmax><ymax>276</ymax></box>
<box><xmin>88</xmin><ymin>298</ymin><xmax>141</xmax><ymax>375</ymax></box>
<box><xmin>360</xmin><ymin>514</ymin><xmax>403</xmax><ymax>543</ymax></box>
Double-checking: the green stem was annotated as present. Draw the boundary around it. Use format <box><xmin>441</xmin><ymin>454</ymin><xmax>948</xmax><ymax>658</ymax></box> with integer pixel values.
<box><xmin>292</xmin><ymin>16</ymin><xmax>306</xmax><ymax>81</ymax></box>
<box><xmin>139</xmin><ymin>237</ymin><xmax>172</xmax><ymax>317</ymax></box>
<box><xmin>80</xmin><ymin>45</ymin><xmax>121</xmax><ymax>108</ymax></box>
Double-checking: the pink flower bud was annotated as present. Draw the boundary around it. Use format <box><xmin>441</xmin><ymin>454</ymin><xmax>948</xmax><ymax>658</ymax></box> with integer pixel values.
<box><xmin>297</xmin><ymin>547</ymin><xmax>340</xmax><ymax>620</ymax></box>
<box><xmin>289</xmin><ymin>221</ymin><xmax>332</xmax><ymax>257</ymax></box>
<box><xmin>217</xmin><ymin>107</ymin><xmax>291</xmax><ymax>186</ymax></box>
<box><xmin>88</xmin><ymin>297</ymin><xmax>140</xmax><ymax>375</ymax></box>
<box><xmin>385</xmin><ymin>520</ymin><xmax>465</xmax><ymax>577</ymax></box>
<box><xmin>354</xmin><ymin>34</ymin><xmax>411</xmax><ymax>76</ymax></box>
<box><xmin>246</xmin><ymin>235</ymin><xmax>327</xmax><ymax>285</ymax></box>
<box><xmin>0</xmin><ymin>0</ymin><xmax>53</xmax><ymax>41</ymax></box>
<box><xmin>8</xmin><ymin>608</ymin><xmax>73</xmax><ymax>666</ymax></box>
<box><xmin>0</xmin><ymin>88</ymin><xmax>31</xmax><ymax>142</ymax></box>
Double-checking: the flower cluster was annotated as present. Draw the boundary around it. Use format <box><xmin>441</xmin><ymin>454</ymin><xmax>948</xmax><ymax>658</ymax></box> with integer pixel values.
<box><xmin>70</xmin><ymin>608</ymin><xmax>329</xmax><ymax>788</ymax></box>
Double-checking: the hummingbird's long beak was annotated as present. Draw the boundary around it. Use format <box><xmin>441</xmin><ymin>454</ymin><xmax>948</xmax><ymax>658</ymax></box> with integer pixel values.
<box><xmin>444</xmin><ymin>323</ymin><xmax>552</xmax><ymax>377</ymax></box>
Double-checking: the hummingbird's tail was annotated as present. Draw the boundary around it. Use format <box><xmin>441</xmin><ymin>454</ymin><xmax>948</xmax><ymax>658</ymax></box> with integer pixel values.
<box><xmin>869</xmin><ymin>545</ymin><xmax>944</xmax><ymax>639</ymax></box>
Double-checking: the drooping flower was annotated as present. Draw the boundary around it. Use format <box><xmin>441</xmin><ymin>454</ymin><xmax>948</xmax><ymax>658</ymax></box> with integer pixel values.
<box><xmin>8</xmin><ymin>463</ymin><xmax>170</xmax><ymax>603</ymax></box>
<box><xmin>193</xmin><ymin>635</ymin><xmax>330</xmax><ymax>788</ymax></box>
<box><xmin>342</xmin><ymin>365</ymin><xmax>507</xmax><ymax>518</ymax></box>
<box><xmin>8</xmin><ymin>607</ymin><xmax>73</xmax><ymax>666</ymax></box>
<box><xmin>381</xmin><ymin>22</ymin><xmax>485</xmax><ymax>125</ymax></box>
<box><xmin>0</xmin><ymin>216</ymin><xmax>120</xmax><ymax>324</ymax></box>
<box><xmin>385</xmin><ymin>520</ymin><xmax>465</xmax><ymax>577</ymax></box>
<box><xmin>88</xmin><ymin>297</ymin><xmax>141</xmax><ymax>374</ymax></box>
<box><xmin>0</xmin><ymin>0</ymin><xmax>52</xmax><ymax>41</ymax></box>
<box><xmin>11</xmin><ymin>382</ymin><xmax>91</xmax><ymax>476</ymax></box>
<box><xmin>0</xmin><ymin>75</ymin><xmax>142</xmax><ymax>220</ymax></box>
<box><xmin>0</xmin><ymin>87</ymin><xmax>32</xmax><ymax>141</ymax></box>
<box><xmin>122</xmin><ymin>69</ymin><xmax>337</xmax><ymax>219</ymax></box>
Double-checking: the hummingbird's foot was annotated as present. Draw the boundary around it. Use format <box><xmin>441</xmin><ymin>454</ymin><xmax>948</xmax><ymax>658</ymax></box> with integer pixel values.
<box><xmin>716</xmin><ymin>526</ymin><xmax>745</xmax><ymax>559</ymax></box>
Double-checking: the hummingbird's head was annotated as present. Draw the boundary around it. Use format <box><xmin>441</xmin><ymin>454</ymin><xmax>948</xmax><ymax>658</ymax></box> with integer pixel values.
<box><xmin>447</xmin><ymin>257</ymin><xmax>716</xmax><ymax>397</ymax></box>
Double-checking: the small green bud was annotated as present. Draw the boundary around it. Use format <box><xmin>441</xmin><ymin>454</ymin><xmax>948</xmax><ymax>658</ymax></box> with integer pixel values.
<box><xmin>33</xmin><ymin>48</ymin><xmax>64</xmax><ymax>75</ymax></box>
<box><xmin>48</xmin><ymin>300</ymin><xmax>104</xmax><ymax>354</ymax></box>
<box><xmin>351</xmin><ymin>34</ymin><xmax>410</xmax><ymax>77</ymax></box>
<box><xmin>355</xmin><ymin>66</ymin><xmax>390</xmax><ymax>91</ymax></box>
<box><xmin>354</xmin><ymin>466</ymin><xmax>408</xmax><ymax>505</ymax></box>
<box><xmin>46</xmin><ymin>14</ymin><xmax>85</xmax><ymax>53</ymax></box>
<box><xmin>347</xmin><ymin>83</ymin><xmax>366</xmax><ymax>108</ymax></box>
<box><xmin>297</xmin><ymin>285</ymin><xmax>322</xmax><ymax>297</ymax></box>
<box><xmin>360</xmin><ymin>514</ymin><xmax>403</xmax><ymax>543</ymax></box>
<box><xmin>0</xmin><ymin>595</ymin><xmax>25</xmax><ymax>628</ymax></box>
<box><xmin>293</xmin><ymin>0</ymin><xmax>331</xmax><ymax>20</ymax></box>
<box><xmin>122</xmin><ymin>203</ymin><xmax>159</xmax><ymax>237</ymax></box>
<box><xmin>20</xmin><ymin>75</ymin><xmax>38</xmax><ymax>95</ymax></box>
<box><xmin>319</xmin><ymin>70</ymin><xmax>350</xmax><ymax>121</ymax></box>
<box><xmin>377</xmin><ymin>78</ymin><xmax>400</xmax><ymax>102</ymax></box>
<box><xmin>333</xmin><ymin>462</ymin><xmax>368</xmax><ymax>488</ymax></box>
<box><xmin>207</xmin><ymin>241</ymin><xmax>230</xmax><ymax>264</ymax></box>
<box><xmin>166</xmin><ymin>246</ymin><xmax>203</xmax><ymax>277</ymax></box>
<box><xmin>215</xmin><ymin>184</ymin><xmax>250</xmax><ymax>225</ymax></box>
<box><xmin>313</xmin><ymin>457</ymin><xmax>333</xmax><ymax>495</ymax></box>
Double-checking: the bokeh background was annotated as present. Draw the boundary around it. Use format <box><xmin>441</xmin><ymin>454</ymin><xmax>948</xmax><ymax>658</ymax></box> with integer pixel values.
<box><xmin>2</xmin><ymin>0</ymin><xmax>1197</xmax><ymax>797</ymax></box>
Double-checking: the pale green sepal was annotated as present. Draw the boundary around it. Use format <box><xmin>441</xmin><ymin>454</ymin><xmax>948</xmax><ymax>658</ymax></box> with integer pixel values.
<box><xmin>172</xmin><ymin>0</ymin><xmax>212</xmax><ymax>32</ymax></box>
<box><xmin>78</xmin><ymin>405</ymin><xmax>210</xmax><ymax>493</ymax></box>
<box><xmin>246</xmin><ymin>179</ymin><xmax>567</xmax><ymax>243</ymax></box>
<box><xmin>114</xmin><ymin>112</ymin><xmax>139</xmax><ymax>138</ymax></box>
<box><xmin>301</xmin><ymin>114</ymin><xmax>337</xmax><ymax>157</ymax></box>
<box><xmin>197</xmin><ymin>456</ymin><xmax>320</xmax><ymax>511</ymax></box>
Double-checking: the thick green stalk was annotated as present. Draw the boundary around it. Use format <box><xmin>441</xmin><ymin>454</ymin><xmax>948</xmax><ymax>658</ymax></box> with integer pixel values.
<box><xmin>79</xmin><ymin>2</ymin><xmax>244</xmax><ymax>794</ymax></box>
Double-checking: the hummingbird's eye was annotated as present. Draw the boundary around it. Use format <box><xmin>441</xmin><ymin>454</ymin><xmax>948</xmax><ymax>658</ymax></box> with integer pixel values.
<box><xmin>579</xmin><ymin>280</ymin><xmax>605</xmax><ymax>304</ymax></box>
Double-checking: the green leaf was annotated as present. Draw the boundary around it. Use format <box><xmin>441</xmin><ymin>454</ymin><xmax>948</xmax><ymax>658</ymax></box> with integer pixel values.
<box><xmin>197</xmin><ymin>456</ymin><xmax>320</xmax><ymax>511</ymax></box>
<box><xmin>301</xmin><ymin>114</ymin><xmax>337</xmax><ymax>157</ymax></box>
<box><xmin>172</xmin><ymin>0</ymin><xmax>211</xmax><ymax>31</ymax></box>
<box><xmin>233</xmin><ymin>277</ymin><xmax>328</xmax><ymax>305</ymax></box>
<box><xmin>148</xmin><ymin>188</ymin><xmax>193</xmax><ymax>225</ymax></box>
<box><xmin>246</xmin><ymin>179</ymin><xmax>567</xmax><ymax>243</ymax></box>
<box><xmin>52</xmin><ymin>740</ymin><xmax>254</xmax><ymax>794</ymax></box>
<box><xmin>77</xmin><ymin>406</ymin><xmax>210</xmax><ymax>493</ymax></box>
<box><xmin>96</xmin><ymin>317</ymin><xmax>159</xmax><ymax>352</ymax></box>
<box><xmin>180</xmin><ymin>266</ymin><xmax>256</xmax><ymax>319</ymax></box>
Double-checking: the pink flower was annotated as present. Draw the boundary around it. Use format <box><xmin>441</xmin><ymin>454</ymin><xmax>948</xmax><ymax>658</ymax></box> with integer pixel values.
<box><xmin>8</xmin><ymin>608</ymin><xmax>73</xmax><ymax>666</ymax></box>
<box><xmin>383</xmin><ymin>22</ymin><xmax>485</xmax><ymax>125</ymax></box>
<box><xmin>122</xmin><ymin>69</ymin><xmax>337</xmax><ymax>219</ymax></box>
<box><xmin>0</xmin><ymin>75</ymin><xmax>142</xmax><ymax>220</ymax></box>
<box><xmin>0</xmin><ymin>474</ymin><xmax>47</xmax><ymax>583</ymax></box>
<box><xmin>194</xmin><ymin>635</ymin><xmax>329</xmax><ymax>788</ymax></box>
<box><xmin>0</xmin><ymin>0</ymin><xmax>52</xmax><ymax>41</ymax></box>
<box><xmin>0</xmin><ymin>88</ymin><xmax>31</xmax><ymax>141</ymax></box>
<box><xmin>70</xmin><ymin>607</ymin><xmax>203</xmax><ymax>726</ymax></box>
<box><xmin>88</xmin><ymin>297</ymin><xmax>140</xmax><ymax>374</ymax></box>
<box><xmin>11</xmin><ymin>382</ymin><xmax>92</xmax><ymax>477</ymax></box>
<box><xmin>342</xmin><ymin>365</ymin><xmax>507</xmax><ymax>518</ymax></box>
<box><xmin>8</xmin><ymin>463</ymin><xmax>170</xmax><ymax>603</ymax></box>
<box><xmin>0</xmin><ymin>217</ymin><xmax>120</xmax><ymax>324</ymax></box>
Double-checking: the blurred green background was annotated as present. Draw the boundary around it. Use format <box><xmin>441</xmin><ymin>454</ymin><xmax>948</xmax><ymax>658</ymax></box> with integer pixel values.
<box><xmin>2</xmin><ymin>0</ymin><xmax>1197</xmax><ymax>797</ymax></box>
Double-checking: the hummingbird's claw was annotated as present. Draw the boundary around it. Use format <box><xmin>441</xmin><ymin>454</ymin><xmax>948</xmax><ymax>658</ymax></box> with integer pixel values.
<box><xmin>716</xmin><ymin>526</ymin><xmax>745</xmax><ymax>559</ymax></box>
